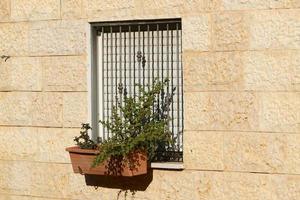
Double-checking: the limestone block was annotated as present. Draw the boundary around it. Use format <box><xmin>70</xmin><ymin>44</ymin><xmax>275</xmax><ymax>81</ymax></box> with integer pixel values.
<box><xmin>0</xmin><ymin>92</ymin><xmax>62</xmax><ymax>126</ymax></box>
<box><xmin>0</xmin><ymin>127</ymin><xmax>38</xmax><ymax>161</ymax></box>
<box><xmin>0</xmin><ymin>161</ymin><xmax>31</xmax><ymax>196</ymax></box>
<box><xmin>27</xmin><ymin>163</ymin><xmax>71</xmax><ymax>198</ymax></box>
<box><xmin>212</xmin><ymin>12</ymin><xmax>249</xmax><ymax>51</ymax></box>
<box><xmin>184</xmin><ymin>51</ymin><xmax>243</xmax><ymax>91</ymax></box>
<box><xmin>221</xmin><ymin>0</ymin><xmax>291</xmax><ymax>10</ymax></box>
<box><xmin>0</xmin><ymin>127</ymin><xmax>77</xmax><ymax>163</ymax></box>
<box><xmin>42</xmin><ymin>56</ymin><xmax>87</xmax><ymax>91</ymax></box>
<box><xmin>135</xmin><ymin>0</ymin><xmax>221</xmax><ymax>17</ymax></box>
<box><xmin>181</xmin><ymin>0</ymin><xmax>221</xmax><ymax>12</ymax></box>
<box><xmin>36</xmin><ymin>128</ymin><xmax>78</xmax><ymax>163</ymax></box>
<box><xmin>0</xmin><ymin>57</ymin><xmax>42</xmax><ymax>91</ymax></box>
<box><xmin>244</xmin><ymin>51</ymin><xmax>299</xmax><ymax>91</ymax></box>
<box><xmin>184</xmin><ymin>131</ymin><xmax>224</xmax><ymax>170</ymax></box>
<box><xmin>291</xmin><ymin>0</ymin><xmax>300</xmax><ymax>7</ymax></box>
<box><xmin>63</xmin><ymin>92</ymin><xmax>88</xmax><ymax>127</ymax></box>
<box><xmin>292</xmin><ymin>51</ymin><xmax>300</xmax><ymax>90</ymax></box>
<box><xmin>87</xmin><ymin>0</ymin><xmax>135</xmax><ymax>21</ymax></box>
<box><xmin>258</xmin><ymin>92</ymin><xmax>300</xmax><ymax>133</ymax></box>
<box><xmin>0</xmin><ymin>195</ymin><xmax>59</xmax><ymax>200</ymax></box>
<box><xmin>183</xmin><ymin>14</ymin><xmax>211</xmax><ymax>51</ymax></box>
<box><xmin>184</xmin><ymin>92</ymin><xmax>259</xmax><ymax>131</ymax></box>
<box><xmin>29</xmin><ymin>20</ymin><xmax>87</xmax><ymax>56</ymax></box>
<box><xmin>11</xmin><ymin>0</ymin><xmax>60</xmax><ymax>21</ymax></box>
<box><xmin>271</xmin><ymin>175</ymin><xmax>300</xmax><ymax>200</ymax></box>
<box><xmin>224</xmin><ymin>132</ymin><xmax>287</xmax><ymax>173</ymax></box>
<box><xmin>223</xmin><ymin>172</ymin><xmax>273</xmax><ymax>200</ymax></box>
<box><xmin>0</xmin><ymin>22</ymin><xmax>29</xmax><ymax>56</ymax></box>
<box><xmin>61</xmin><ymin>0</ymin><xmax>87</xmax><ymax>19</ymax></box>
<box><xmin>0</xmin><ymin>92</ymin><xmax>33</xmax><ymax>126</ymax></box>
<box><xmin>31</xmin><ymin>93</ymin><xmax>63</xmax><ymax>127</ymax></box>
<box><xmin>286</xmin><ymin>134</ymin><xmax>300</xmax><ymax>174</ymax></box>
<box><xmin>249</xmin><ymin>10</ymin><xmax>300</xmax><ymax>50</ymax></box>
<box><xmin>0</xmin><ymin>0</ymin><xmax>10</xmax><ymax>22</ymax></box>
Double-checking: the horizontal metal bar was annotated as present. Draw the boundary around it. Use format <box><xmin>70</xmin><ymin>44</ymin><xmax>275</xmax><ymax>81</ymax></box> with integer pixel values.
<box><xmin>91</xmin><ymin>18</ymin><xmax>181</xmax><ymax>27</ymax></box>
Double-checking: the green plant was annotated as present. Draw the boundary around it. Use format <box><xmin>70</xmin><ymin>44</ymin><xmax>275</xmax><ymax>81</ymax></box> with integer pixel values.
<box><xmin>74</xmin><ymin>79</ymin><xmax>175</xmax><ymax>167</ymax></box>
<box><xmin>74</xmin><ymin>123</ymin><xmax>97</xmax><ymax>149</ymax></box>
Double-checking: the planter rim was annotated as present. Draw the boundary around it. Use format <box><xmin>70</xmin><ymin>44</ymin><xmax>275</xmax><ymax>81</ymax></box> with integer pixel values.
<box><xmin>65</xmin><ymin>146</ymin><xmax>99</xmax><ymax>155</ymax></box>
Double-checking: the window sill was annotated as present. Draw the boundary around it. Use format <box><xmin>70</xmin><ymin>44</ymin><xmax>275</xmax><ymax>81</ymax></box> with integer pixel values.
<box><xmin>150</xmin><ymin>162</ymin><xmax>184</xmax><ymax>170</ymax></box>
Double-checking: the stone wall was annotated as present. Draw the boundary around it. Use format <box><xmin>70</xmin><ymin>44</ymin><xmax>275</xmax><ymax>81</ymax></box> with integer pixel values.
<box><xmin>0</xmin><ymin>0</ymin><xmax>299</xmax><ymax>199</ymax></box>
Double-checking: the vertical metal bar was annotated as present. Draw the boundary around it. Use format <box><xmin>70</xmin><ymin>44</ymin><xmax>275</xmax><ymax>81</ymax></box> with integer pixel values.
<box><xmin>138</xmin><ymin>25</ymin><xmax>141</xmax><ymax>93</ymax></box>
<box><xmin>161</xmin><ymin>26</ymin><xmax>164</xmax><ymax>84</ymax></box>
<box><xmin>142</xmin><ymin>28</ymin><xmax>145</xmax><ymax>87</ymax></box>
<box><xmin>101</xmin><ymin>27</ymin><xmax>105</xmax><ymax>140</ymax></box>
<box><xmin>152</xmin><ymin>28</ymin><xmax>155</xmax><ymax>115</ymax></box>
<box><xmin>171</xmin><ymin>28</ymin><xmax>174</xmax><ymax>139</ymax></box>
<box><xmin>110</xmin><ymin>26</ymin><xmax>113</xmax><ymax>138</ymax></box>
<box><xmin>133</xmin><ymin>27</ymin><xmax>136</xmax><ymax>98</ymax></box>
<box><xmin>176</xmin><ymin>23</ymin><xmax>180</xmax><ymax>151</ymax></box>
<box><xmin>106</xmin><ymin>29</ymin><xmax>109</xmax><ymax>138</ymax></box>
<box><xmin>147</xmin><ymin>25</ymin><xmax>150</xmax><ymax>86</ymax></box>
<box><xmin>180</xmin><ymin>28</ymin><xmax>183</xmax><ymax>152</ymax></box>
<box><xmin>129</xmin><ymin>26</ymin><xmax>132</xmax><ymax>95</ymax></box>
<box><xmin>115</xmin><ymin>31</ymin><xmax>118</xmax><ymax>105</ymax></box>
<box><xmin>156</xmin><ymin>24</ymin><xmax>160</xmax><ymax>109</ymax></box>
<box><xmin>119</xmin><ymin>26</ymin><xmax>122</xmax><ymax>105</ymax></box>
<box><xmin>152</xmin><ymin>29</ymin><xmax>154</xmax><ymax>84</ymax></box>
<box><xmin>124</xmin><ymin>27</ymin><xmax>126</xmax><ymax>93</ymax></box>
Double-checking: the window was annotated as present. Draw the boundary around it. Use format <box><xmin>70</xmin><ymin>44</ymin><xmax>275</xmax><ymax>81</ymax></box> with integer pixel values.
<box><xmin>91</xmin><ymin>19</ymin><xmax>183</xmax><ymax>162</ymax></box>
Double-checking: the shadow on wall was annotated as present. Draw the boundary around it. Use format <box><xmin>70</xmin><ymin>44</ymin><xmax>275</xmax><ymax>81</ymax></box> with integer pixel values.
<box><xmin>84</xmin><ymin>169</ymin><xmax>153</xmax><ymax>191</ymax></box>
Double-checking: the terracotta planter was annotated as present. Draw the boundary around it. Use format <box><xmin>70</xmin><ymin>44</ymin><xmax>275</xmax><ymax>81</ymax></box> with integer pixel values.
<box><xmin>66</xmin><ymin>146</ymin><xmax>148</xmax><ymax>176</ymax></box>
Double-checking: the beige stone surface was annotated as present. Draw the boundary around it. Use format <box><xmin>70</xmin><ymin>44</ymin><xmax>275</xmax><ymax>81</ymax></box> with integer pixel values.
<box><xmin>224</xmin><ymin>132</ymin><xmax>287</xmax><ymax>173</ymax></box>
<box><xmin>184</xmin><ymin>131</ymin><xmax>224</xmax><ymax>170</ymax></box>
<box><xmin>0</xmin><ymin>127</ymin><xmax>38</xmax><ymax>162</ymax></box>
<box><xmin>0</xmin><ymin>0</ymin><xmax>10</xmax><ymax>21</ymax></box>
<box><xmin>0</xmin><ymin>92</ymin><xmax>34</xmax><ymax>126</ymax></box>
<box><xmin>271</xmin><ymin>175</ymin><xmax>300</xmax><ymax>200</ymax></box>
<box><xmin>28</xmin><ymin>20</ymin><xmax>87</xmax><ymax>56</ymax></box>
<box><xmin>0</xmin><ymin>161</ymin><xmax>225</xmax><ymax>200</ymax></box>
<box><xmin>0</xmin><ymin>195</ymin><xmax>60</xmax><ymax>200</ymax></box>
<box><xmin>0</xmin><ymin>92</ymin><xmax>63</xmax><ymax>127</ymax></box>
<box><xmin>0</xmin><ymin>22</ymin><xmax>29</xmax><ymax>56</ymax></box>
<box><xmin>185</xmin><ymin>92</ymin><xmax>259</xmax><ymax>131</ymax></box>
<box><xmin>0</xmin><ymin>57</ymin><xmax>42</xmax><ymax>91</ymax></box>
<box><xmin>221</xmin><ymin>0</ymin><xmax>292</xmax><ymax>10</ymax></box>
<box><xmin>244</xmin><ymin>50</ymin><xmax>299</xmax><ymax>91</ymax></box>
<box><xmin>223</xmin><ymin>172</ymin><xmax>273</xmax><ymax>200</ymax></box>
<box><xmin>286</xmin><ymin>134</ymin><xmax>300</xmax><ymax>174</ymax></box>
<box><xmin>61</xmin><ymin>0</ymin><xmax>87</xmax><ymax>19</ymax></box>
<box><xmin>31</xmin><ymin>93</ymin><xmax>63</xmax><ymax>127</ymax></box>
<box><xmin>291</xmin><ymin>0</ymin><xmax>300</xmax><ymax>7</ymax></box>
<box><xmin>0</xmin><ymin>127</ymin><xmax>76</xmax><ymax>163</ymax></box>
<box><xmin>183</xmin><ymin>14</ymin><xmax>211</xmax><ymax>51</ymax></box>
<box><xmin>42</xmin><ymin>56</ymin><xmax>87</xmax><ymax>91</ymax></box>
<box><xmin>87</xmin><ymin>0</ymin><xmax>136</xmax><ymax>21</ymax></box>
<box><xmin>63</xmin><ymin>92</ymin><xmax>88</xmax><ymax>127</ymax></box>
<box><xmin>10</xmin><ymin>0</ymin><xmax>60</xmax><ymax>21</ymax></box>
<box><xmin>258</xmin><ymin>92</ymin><xmax>300</xmax><ymax>133</ymax></box>
<box><xmin>184</xmin><ymin>51</ymin><xmax>243</xmax><ymax>91</ymax></box>
<box><xmin>213</xmin><ymin>11</ymin><xmax>249</xmax><ymax>51</ymax></box>
<box><xmin>249</xmin><ymin>9</ymin><xmax>300</xmax><ymax>50</ymax></box>
<box><xmin>134</xmin><ymin>0</ymin><xmax>221</xmax><ymax>17</ymax></box>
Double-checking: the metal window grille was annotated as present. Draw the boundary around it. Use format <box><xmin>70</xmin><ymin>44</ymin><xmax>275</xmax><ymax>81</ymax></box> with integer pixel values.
<box><xmin>92</xmin><ymin>19</ymin><xmax>183</xmax><ymax>161</ymax></box>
